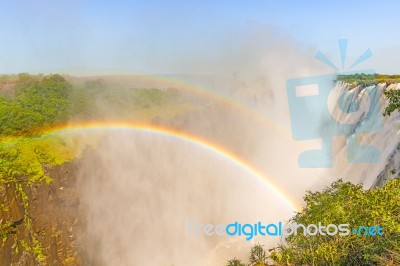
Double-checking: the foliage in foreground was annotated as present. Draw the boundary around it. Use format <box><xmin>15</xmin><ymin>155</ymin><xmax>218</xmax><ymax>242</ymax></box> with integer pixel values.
<box><xmin>226</xmin><ymin>244</ymin><xmax>269</xmax><ymax>266</ymax></box>
<box><xmin>228</xmin><ymin>178</ymin><xmax>400</xmax><ymax>266</ymax></box>
<box><xmin>271</xmin><ymin>178</ymin><xmax>400</xmax><ymax>265</ymax></box>
<box><xmin>227</xmin><ymin>257</ymin><xmax>246</xmax><ymax>266</ymax></box>
<box><xmin>374</xmin><ymin>244</ymin><xmax>400</xmax><ymax>266</ymax></box>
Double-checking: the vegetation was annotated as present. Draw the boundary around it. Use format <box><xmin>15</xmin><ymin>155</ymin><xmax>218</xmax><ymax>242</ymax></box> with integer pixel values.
<box><xmin>227</xmin><ymin>258</ymin><xmax>246</xmax><ymax>266</ymax></box>
<box><xmin>0</xmin><ymin>73</ymin><xmax>191</xmax><ymax>263</ymax></box>
<box><xmin>226</xmin><ymin>244</ymin><xmax>269</xmax><ymax>266</ymax></box>
<box><xmin>249</xmin><ymin>244</ymin><xmax>268</xmax><ymax>265</ymax></box>
<box><xmin>0</xmin><ymin>74</ymin><xmax>71</xmax><ymax>135</ymax></box>
<box><xmin>334</xmin><ymin>73</ymin><xmax>400</xmax><ymax>117</ymax></box>
<box><xmin>227</xmin><ymin>75</ymin><xmax>400</xmax><ymax>265</ymax></box>
<box><xmin>228</xmin><ymin>178</ymin><xmax>400</xmax><ymax>265</ymax></box>
<box><xmin>337</xmin><ymin>73</ymin><xmax>400</xmax><ymax>88</ymax></box>
<box><xmin>67</xmin><ymin>78</ymin><xmax>190</xmax><ymax>121</ymax></box>
<box><xmin>374</xmin><ymin>245</ymin><xmax>400</xmax><ymax>265</ymax></box>
<box><xmin>270</xmin><ymin>178</ymin><xmax>400</xmax><ymax>265</ymax></box>
<box><xmin>383</xmin><ymin>88</ymin><xmax>400</xmax><ymax>117</ymax></box>
<box><xmin>2</xmin><ymin>72</ymin><xmax>400</xmax><ymax>264</ymax></box>
<box><xmin>337</xmin><ymin>71</ymin><xmax>400</xmax><ymax>120</ymax></box>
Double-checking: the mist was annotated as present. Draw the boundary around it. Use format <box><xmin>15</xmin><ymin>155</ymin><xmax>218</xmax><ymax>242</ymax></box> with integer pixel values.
<box><xmin>1</xmin><ymin>1</ymin><xmax>400</xmax><ymax>264</ymax></box>
<box><xmin>68</xmin><ymin>26</ymin><xmax>357</xmax><ymax>265</ymax></box>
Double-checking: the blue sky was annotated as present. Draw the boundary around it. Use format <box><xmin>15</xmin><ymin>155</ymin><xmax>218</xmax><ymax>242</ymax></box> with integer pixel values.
<box><xmin>0</xmin><ymin>0</ymin><xmax>399</xmax><ymax>75</ymax></box>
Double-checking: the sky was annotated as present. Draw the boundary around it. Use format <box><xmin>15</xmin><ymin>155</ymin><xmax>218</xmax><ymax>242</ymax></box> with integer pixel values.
<box><xmin>0</xmin><ymin>0</ymin><xmax>400</xmax><ymax>75</ymax></box>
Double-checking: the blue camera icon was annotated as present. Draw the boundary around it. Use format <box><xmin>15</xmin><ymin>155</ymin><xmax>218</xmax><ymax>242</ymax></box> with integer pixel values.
<box><xmin>287</xmin><ymin>69</ymin><xmax>382</xmax><ymax>168</ymax></box>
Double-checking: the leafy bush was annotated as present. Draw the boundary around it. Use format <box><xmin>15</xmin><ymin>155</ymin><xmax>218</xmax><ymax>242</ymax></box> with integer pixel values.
<box><xmin>227</xmin><ymin>244</ymin><xmax>269</xmax><ymax>266</ymax></box>
<box><xmin>269</xmin><ymin>179</ymin><xmax>400</xmax><ymax>265</ymax></box>
<box><xmin>0</xmin><ymin>74</ymin><xmax>72</xmax><ymax>136</ymax></box>
<box><xmin>228</xmin><ymin>179</ymin><xmax>400</xmax><ymax>266</ymax></box>
<box><xmin>249</xmin><ymin>244</ymin><xmax>268</xmax><ymax>266</ymax></box>
<box><xmin>226</xmin><ymin>257</ymin><xmax>245</xmax><ymax>266</ymax></box>
<box><xmin>383</xmin><ymin>89</ymin><xmax>400</xmax><ymax>117</ymax></box>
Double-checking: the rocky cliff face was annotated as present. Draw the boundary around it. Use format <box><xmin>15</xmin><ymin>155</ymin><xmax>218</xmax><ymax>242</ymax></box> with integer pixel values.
<box><xmin>0</xmin><ymin>162</ymin><xmax>85</xmax><ymax>265</ymax></box>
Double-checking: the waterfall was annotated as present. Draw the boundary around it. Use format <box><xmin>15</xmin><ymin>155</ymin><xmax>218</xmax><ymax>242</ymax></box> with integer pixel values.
<box><xmin>328</xmin><ymin>82</ymin><xmax>400</xmax><ymax>188</ymax></box>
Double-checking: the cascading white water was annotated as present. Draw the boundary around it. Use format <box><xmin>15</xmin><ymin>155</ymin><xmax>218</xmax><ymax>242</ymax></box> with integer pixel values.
<box><xmin>327</xmin><ymin>82</ymin><xmax>400</xmax><ymax>188</ymax></box>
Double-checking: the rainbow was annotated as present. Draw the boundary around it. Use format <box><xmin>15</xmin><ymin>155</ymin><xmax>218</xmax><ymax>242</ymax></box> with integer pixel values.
<box><xmin>44</xmin><ymin>121</ymin><xmax>300</xmax><ymax>211</ymax></box>
<box><xmin>76</xmin><ymin>74</ymin><xmax>291</xmax><ymax>139</ymax></box>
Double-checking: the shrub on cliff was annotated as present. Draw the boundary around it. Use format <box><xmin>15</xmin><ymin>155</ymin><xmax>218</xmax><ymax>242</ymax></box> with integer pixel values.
<box><xmin>269</xmin><ymin>178</ymin><xmax>400</xmax><ymax>265</ymax></box>
<box><xmin>227</xmin><ymin>178</ymin><xmax>400</xmax><ymax>265</ymax></box>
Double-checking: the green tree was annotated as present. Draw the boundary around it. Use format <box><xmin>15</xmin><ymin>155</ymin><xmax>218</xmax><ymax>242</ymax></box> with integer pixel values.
<box><xmin>17</xmin><ymin>74</ymin><xmax>72</xmax><ymax>125</ymax></box>
<box><xmin>0</xmin><ymin>74</ymin><xmax>73</xmax><ymax>136</ymax></box>
<box><xmin>13</xmin><ymin>73</ymin><xmax>39</xmax><ymax>97</ymax></box>
<box><xmin>383</xmin><ymin>89</ymin><xmax>400</xmax><ymax>116</ymax></box>
<box><xmin>226</xmin><ymin>244</ymin><xmax>269</xmax><ymax>266</ymax></box>
<box><xmin>269</xmin><ymin>179</ymin><xmax>400</xmax><ymax>266</ymax></box>
<box><xmin>226</xmin><ymin>258</ymin><xmax>245</xmax><ymax>266</ymax></box>
<box><xmin>249</xmin><ymin>244</ymin><xmax>268</xmax><ymax>266</ymax></box>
